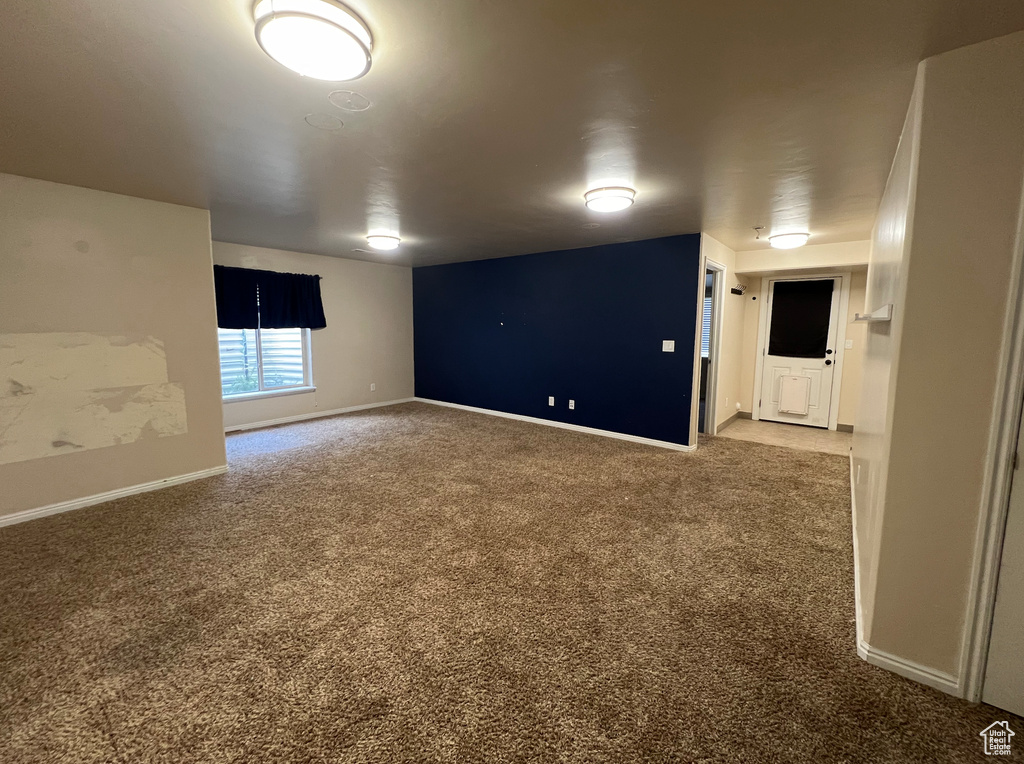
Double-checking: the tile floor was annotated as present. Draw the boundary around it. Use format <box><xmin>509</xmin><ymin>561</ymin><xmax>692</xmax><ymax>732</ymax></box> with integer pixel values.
<box><xmin>715</xmin><ymin>417</ymin><xmax>852</xmax><ymax>456</ymax></box>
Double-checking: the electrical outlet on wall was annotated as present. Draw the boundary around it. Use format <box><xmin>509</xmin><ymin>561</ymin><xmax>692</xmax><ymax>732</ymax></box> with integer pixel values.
<box><xmin>569</xmin><ymin>399</ymin><xmax>575</xmax><ymax>410</ymax></box>
<box><xmin>662</xmin><ymin>340</ymin><xmax>675</xmax><ymax>352</ymax></box>
<box><xmin>370</xmin><ymin>383</ymin><xmax>376</xmax><ymax>391</ymax></box>
<box><xmin>548</xmin><ymin>396</ymin><xmax>555</xmax><ymax>406</ymax></box>
<box><xmin>845</xmin><ymin>339</ymin><xmax>854</xmax><ymax>349</ymax></box>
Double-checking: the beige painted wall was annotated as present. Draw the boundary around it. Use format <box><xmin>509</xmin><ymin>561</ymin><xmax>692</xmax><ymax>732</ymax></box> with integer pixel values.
<box><xmin>737</xmin><ymin>278</ymin><xmax>761</xmax><ymax>414</ymax></box>
<box><xmin>213</xmin><ymin>243</ymin><xmax>414</xmax><ymax>429</ymax></box>
<box><xmin>0</xmin><ymin>174</ymin><xmax>225</xmax><ymax>519</ymax></box>
<box><xmin>733</xmin><ymin>269</ymin><xmax>865</xmax><ymax>427</ymax></box>
<box><xmin>839</xmin><ymin>271</ymin><xmax>866</xmax><ymax>426</ymax></box>
<box><xmin>700</xmin><ymin>234</ymin><xmax>750</xmax><ymax>428</ymax></box>
<box><xmin>735</xmin><ymin>241</ymin><xmax>870</xmax><ymax>274</ymax></box>
<box><xmin>853</xmin><ymin>30</ymin><xmax>1024</xmax><ymax>684</ymax></box>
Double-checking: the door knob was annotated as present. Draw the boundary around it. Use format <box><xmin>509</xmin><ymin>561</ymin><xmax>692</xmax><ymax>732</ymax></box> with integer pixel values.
<box><xmin>825</xmin><ymin>359</ymin><xmax>832</xmax><ymax>366</ymax></box>
<box><xmin>826</xmin><ymin>349</ymin><xmax>833</xmax><ymax>355</ymax></box>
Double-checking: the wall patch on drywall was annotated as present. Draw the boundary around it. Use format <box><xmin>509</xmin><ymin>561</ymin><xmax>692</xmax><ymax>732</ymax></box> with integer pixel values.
<box><xmin>0</xmin><ymin>333</ymin><xmax>187</xmax><ymax>465</ymax></box>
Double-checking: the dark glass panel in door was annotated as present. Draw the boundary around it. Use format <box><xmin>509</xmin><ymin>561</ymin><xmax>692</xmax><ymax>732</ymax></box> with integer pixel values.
<box><xmin>768</xmin><ymin>279</ymin><xmax>834</xmax><ymax>358</ymax></box>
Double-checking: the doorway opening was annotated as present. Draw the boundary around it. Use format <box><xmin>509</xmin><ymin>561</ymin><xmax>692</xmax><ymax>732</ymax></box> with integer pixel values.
<box><xmin>753</xmin><ymin>273</ymin><xmax>850</xmax><ymax>431</ymax></box>
<box><xmin>699</xmin><ymin>261</ymin><xmax>725</xmax><ymax>434</ymax></box>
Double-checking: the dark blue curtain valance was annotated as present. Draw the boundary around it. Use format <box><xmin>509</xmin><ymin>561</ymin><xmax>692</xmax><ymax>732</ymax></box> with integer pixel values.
<box><xmin>214</xmin><ymin>265</ymin><xmax>327</xmax><ymax>330</ymax></box>
<box><xmin>214</xmin><ymin>266</ymin><xmax>260</xmax><ymax>329</ymax></box>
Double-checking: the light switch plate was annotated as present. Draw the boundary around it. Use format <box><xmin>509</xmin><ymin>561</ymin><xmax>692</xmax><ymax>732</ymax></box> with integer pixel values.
<box><xmin>662</xmin><ymin>340</ymin><xmax>675</xmax><ymax>352</ymax></box>
<box><xmin>845</xmin><ymin>339</ymin><xmax>854</xmax><ymax>349</ymax></box>
<box><xmin>548</xmin><ymin>396</ymin><xmax>555</xmax><ymax>406</ymax></box>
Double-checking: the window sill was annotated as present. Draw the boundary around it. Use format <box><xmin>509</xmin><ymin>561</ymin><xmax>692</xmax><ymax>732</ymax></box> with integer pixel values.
<box><xmin>223</xmin><ymin>386</ymin><xmax>316</xmax><ymax>403</ymax></box>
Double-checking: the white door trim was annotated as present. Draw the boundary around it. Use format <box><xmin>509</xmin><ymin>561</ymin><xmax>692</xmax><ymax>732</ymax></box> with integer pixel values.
<box><xmin>689</xmin><ymin>244</ymin><xmax>707</xmax><ymax>448</ymax></box>
<box><xmin>961</xmin><ymin>190</ymin><xmax>1024</xmax><ymax>702</ymax></box>
<box><xmin>703</xmin><ymin>259</ymin><xmax>726</xmax><ymax>435</ymax></box>
<box><xmin>751</xmin><ymin>272</ymin><xmax>851</xmax><ymax>431</ymax></box>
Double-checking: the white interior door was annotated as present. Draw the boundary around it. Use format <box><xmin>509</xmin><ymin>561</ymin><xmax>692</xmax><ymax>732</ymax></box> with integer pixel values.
<box><xmin>983</xmin><ymin>410</ymin><xmax>1024</xmax><ymax>716</ymax></box>
<box><xmin>759</xmin><ymin>277</ymin><xmax>841</xmax><ymax>428</ymax></box>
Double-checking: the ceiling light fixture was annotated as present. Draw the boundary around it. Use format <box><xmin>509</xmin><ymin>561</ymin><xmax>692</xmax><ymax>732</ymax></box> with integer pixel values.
<box><xmin>366</xmin><ymin>234</ymin><xmax>400</xmax><ymax>251</ymax></box>
<box><xmin>769</xmin><ymin>232</ymin><xmax>811</xmax><ymax>249</ymax></box>
<box><xmin>253</xmin><ymin>0</ymin><xmax>373</xmax><ymax>81</ymax></box>
<box><xmin>584</xmin><ymin>186</ymin><xmax>636</xmax><ymax>213</ymax></box>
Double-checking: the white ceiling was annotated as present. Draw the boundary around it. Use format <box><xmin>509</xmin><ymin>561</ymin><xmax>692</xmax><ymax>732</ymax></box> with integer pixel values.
<box><xmin>2</xmin><ymin>1</ymin><xmax>1023</xmax><ymax>266</ymax></box>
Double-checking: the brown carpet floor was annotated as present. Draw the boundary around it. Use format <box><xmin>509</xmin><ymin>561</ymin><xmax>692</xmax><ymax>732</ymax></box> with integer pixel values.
<box><xmin>1</xmin><ymin>402</ymin><xmax>1019</xmax><ymax>763</ymax></box>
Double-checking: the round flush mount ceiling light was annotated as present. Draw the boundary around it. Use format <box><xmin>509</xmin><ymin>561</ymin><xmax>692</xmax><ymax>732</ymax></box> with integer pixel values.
<box><xmin>253</xmin><ymin>0</ymin><xmax>373</xmax><ymax>81</ymax></box>
<box><xmin>366</xmin><ymin>234</ymin><xmax>401</xmax><ymax>251</ymax></box>
<box><xmin>584</xmin><ymin>186</ymin><xmax>636</xmax><ymax>213</ymax></box>
<box><xmin>768</xmin><ymin>232</ymin><xmax>811</xmax><ymax>249</ymax></box>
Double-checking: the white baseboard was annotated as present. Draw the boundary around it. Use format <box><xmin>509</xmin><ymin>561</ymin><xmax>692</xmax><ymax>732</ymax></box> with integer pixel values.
<box><xmin>858</xmin><ymin>640</ymin><xmax>961</xmax><ymax>695</ymax></box>
<box><xmin>0</xmin><ymin>465</ymin><xmax>229</xmax><ymax>529</ymax></box>
<box><xmin>849</xmin><ymin>453</ymin><xmax>960</xmax><ymax>696</ymax></box>
<box><xmin>415</xmin><ymin>398</ymin><xmax>696</xmax><ymax>452</ymax></box>
<box><xmin>224</xmin><ymin>398</ymin><xmax>416</xmax><ymax>433</ymax></box>
<box><xmin>850</xmin><ymin>453</ymin><xmax>866</xmax><ymax>655</ymax></box>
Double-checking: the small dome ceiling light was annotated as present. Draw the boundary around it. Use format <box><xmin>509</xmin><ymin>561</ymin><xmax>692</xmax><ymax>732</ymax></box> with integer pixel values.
<box><xmin>584</xmin><ymin>186</ymin><xmax>636</xmax><ymax>213</ymax></box>
<box><xmin>768</xmin><ymin>232</ymin><xmax>811</xmax><ymax>249</ymax></box>
<box><xmin>254</xmin><ymin>0</ymin><xmax>373</xmax><ymax>82</ymax></box>
<box><xmin>366</xmin><ymin>234</ymin><xmax>401</xmax><ymax>251</ymax></box>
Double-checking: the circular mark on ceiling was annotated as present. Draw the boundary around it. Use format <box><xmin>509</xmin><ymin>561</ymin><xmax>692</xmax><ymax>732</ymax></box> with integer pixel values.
<box><xmin>328</xmin><ymin>90</ymin><xmax>371</xmax><ymax>112</ymax></box>
<box><xmin>74</xmin><ymin>240</ymin><xmax>90</xmax><ymax>253</ymax></box>
<box><xmin>581</xmin><ymin>223</ymin><xmax>601</xmax><ymax>229</ymax></box>
<box><xmin>304</xmin><ymin>113</ymin><xmax>344</xmax><ymax>131</ymax></box>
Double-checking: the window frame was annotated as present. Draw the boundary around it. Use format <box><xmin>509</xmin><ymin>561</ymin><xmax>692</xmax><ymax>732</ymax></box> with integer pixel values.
<box><xmin>218</xmin><ymin>327</ymin><xmax>315</xmax><ymax>401</ymax></box>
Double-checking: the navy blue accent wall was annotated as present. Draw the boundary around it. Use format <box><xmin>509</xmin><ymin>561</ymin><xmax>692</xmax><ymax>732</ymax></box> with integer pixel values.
<box><xmin>412</xmin><ymin>234</ymin><xmax>702</xmax><ymax>446</ymax></box>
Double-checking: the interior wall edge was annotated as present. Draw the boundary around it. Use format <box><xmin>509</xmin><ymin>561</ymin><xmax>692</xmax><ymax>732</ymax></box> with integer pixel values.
<box><xmin>851</xmin><ymin>451</ymin><xmax>960</xmax><ymax>695</ymax></box>
<box><xmin>851</xmin><ymin>61</ymin><xmax>926</xmax><ymax>662</ymax></box>
<box><xmin>958</xmin><ymin>161</ymin><xmax>1024</xmax><ymax>703</ymax></box>
<box><xmin>698</xmin><ymin>233</ymin><xmax>746</xmax><ymax>433</ymax></box>
<box><xmin>861</xmin><ymin>31</ymin><xmax>1024</xmax><ymax>693</ymax></box>
<box><xmin>0</xmin><ymin>172</ymin><xmax>226</xmax><ymax>518</ymax></box>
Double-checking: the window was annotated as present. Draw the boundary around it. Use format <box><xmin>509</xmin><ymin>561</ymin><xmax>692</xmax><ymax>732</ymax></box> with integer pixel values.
<box><xmin>701</xmin><ymin>296</ymin><xmax>713</xmax><ymax>358</ymax></box>
<box><xmin>218</xmin><ymin>327</ymin><xmax>311</xmax><ymax>398</ymax></box>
